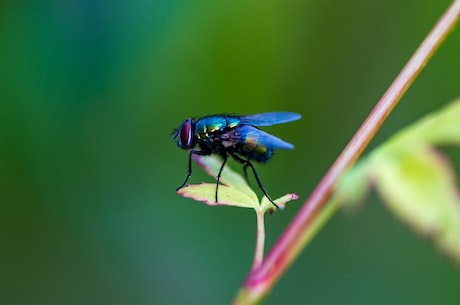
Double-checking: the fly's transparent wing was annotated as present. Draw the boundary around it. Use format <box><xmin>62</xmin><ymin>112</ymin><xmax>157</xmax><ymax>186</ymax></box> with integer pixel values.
<box><xmin>239</xmin><ymin>112</ymin><xmax>301</xmax><ymax>127</ymax></box>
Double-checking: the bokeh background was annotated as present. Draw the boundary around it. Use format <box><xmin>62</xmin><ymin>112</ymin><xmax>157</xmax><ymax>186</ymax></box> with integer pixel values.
<box><xmin>1</xmin><ymin>0</ymin><xmax>460</xmax><ymax>304</ymax></box>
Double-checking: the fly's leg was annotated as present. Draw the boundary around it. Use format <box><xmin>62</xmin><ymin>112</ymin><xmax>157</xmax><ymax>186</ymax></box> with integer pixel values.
<box><xmin>230</xmin><ymin>153</ymin><xmax>280</xmax><ymax>209</ymax></box>
<box><xmin>176</xmin><ymin>150</ymin><xmax>208</xmax><ymax>191</ymax></box>
<box><xmin>215</xmin><ymin>154</ymin><xmax>229</xmax><ymax>203</ymax></box>
<box><xmin>243</xmin><ymin>164</ymin><xmax>251</xmax><ymax>185</ymax></box>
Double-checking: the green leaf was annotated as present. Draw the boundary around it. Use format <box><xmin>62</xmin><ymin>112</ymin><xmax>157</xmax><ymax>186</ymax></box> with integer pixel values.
<box><xmin>405</xmin><ymin>98</ymin><xmax>460</xmax><ymax>145</ymax></box>
<box><xmin>260</xmin><ymin>193</ymin><xmax>300</xmax><ymax>213</ymax></box>
<box><xmin>177</xmin><ymin>183</ymin><xmax>258</xmax><ymax>208</ymax></box>
<box><xmin>371</xmin><ymin>145</ymin><xmax>460</xmax><ymax>263</ymax></box>
<box><xmin>176</xmin><ymin>155</ymin><xmax>298</xmax><ymax>213</ymax></box>
<box><xmin>335</xmin><ymin>98</ymin><xmax>460</xmax><ymax>266</ymax></box>
<box><xmin>382</xmin><ymin>98</ymin><xmax>460</xmax><ymax>148</ymax></box>
<box><xmin>193</xmin><ymin>155</ymin><xmax>258</xmax><ymax>203</ymax></box>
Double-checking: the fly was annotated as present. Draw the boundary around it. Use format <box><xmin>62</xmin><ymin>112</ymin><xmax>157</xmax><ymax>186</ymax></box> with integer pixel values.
<box><xmin>173</xmin><ymin>112</ymin><xmax>301</xmax><ymax>208</ymax></box>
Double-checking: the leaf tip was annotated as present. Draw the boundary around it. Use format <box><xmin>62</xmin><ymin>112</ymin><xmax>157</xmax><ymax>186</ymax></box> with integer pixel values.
<box><xmin>263</xmin><ymin>193</ymin><xmax>300</xmax><ymax>213</ymax></box>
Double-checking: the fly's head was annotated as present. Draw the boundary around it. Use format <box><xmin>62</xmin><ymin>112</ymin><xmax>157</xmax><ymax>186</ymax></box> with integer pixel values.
<box><xmin>173</xmin><ymin>118</ymin><xmax>195</xmax><ymax>149</ymax></box>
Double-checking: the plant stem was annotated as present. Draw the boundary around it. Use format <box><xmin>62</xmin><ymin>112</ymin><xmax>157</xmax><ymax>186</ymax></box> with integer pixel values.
<box><xmin>231</xmin><ymin>1</ymin><xmax>460</xmax><ymax>304</ymax></box>
<box><xmin>252</xmin><ymin>210</ymin><xmax>265</xmax><ymax>271</ymax></box>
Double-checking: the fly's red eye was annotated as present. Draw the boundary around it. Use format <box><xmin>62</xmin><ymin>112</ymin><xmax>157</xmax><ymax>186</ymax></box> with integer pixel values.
<box><xmin>178</xmin><ymin>119</ymin><xmax>193</xmax><ymax>148</ymax></box>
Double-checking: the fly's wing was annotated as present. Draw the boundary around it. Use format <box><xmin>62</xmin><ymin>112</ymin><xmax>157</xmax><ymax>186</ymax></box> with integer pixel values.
<box><xmin>227</xmin><ymin>125</ymin><xmax>294</xmax><ymax>150</ymax></box>
<box><xmin>239</xmin><ymin>112</ymin><xmax>301</xmax><ymax>126</ymax></box>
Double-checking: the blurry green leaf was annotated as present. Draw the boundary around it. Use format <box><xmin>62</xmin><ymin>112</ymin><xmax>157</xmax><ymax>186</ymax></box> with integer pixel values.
<box><xmin>335</xmin><ymin>98</ymin><xmax>460</xmax><ymax>265</ymax></box>
<box><xmin>372</xmin><ymin>146</ymin><xmax>460</xmax><ymax>263</ymax></box>
<box><xmin>393</xmin><ymin>98</ymin><xmax>460</xmax><ymax>146</ymax></box>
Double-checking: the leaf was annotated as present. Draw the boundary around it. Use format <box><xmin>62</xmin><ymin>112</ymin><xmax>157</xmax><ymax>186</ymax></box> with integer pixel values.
<box><xmin>260</xmin><ymin>193</ymin><xmax>300</xmax><ymax>213</ymax></box>
<box><xmin>371</xmin><ymin>145</ymin><xmax>460</xmax><ymax>263</ymax></box>
<box><xmin>193</xmin><ymin>155</ymin><xmax>258</xmax><ymax>203</ymax></box>
<box><xmin>377</xmin><ymin>98</ymin><xmax>460</xmax><ymax>151</ymax></box>
<box><xmin>177</xmin><ymin>155</ymin><xmax>298</xmax><ymax>213</ymax></box>
<box><xmin>402</xmin><ymin>99</ymin><xmax>460</xmax><ymax>146</ymax></box>
<box><xmin>177</xmin><ymin>183</ymin><xmax>258</xmax><ymax>208</ymax></box>
<box><xmin>334</xmin><ymin>98</ymin><xmax>460</xmax><ymax>266</ymax></box>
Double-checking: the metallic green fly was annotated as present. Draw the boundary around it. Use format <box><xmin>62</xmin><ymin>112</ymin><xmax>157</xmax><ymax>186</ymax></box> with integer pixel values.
<box><xmin>173</xmin><ymin>112</ymin><xmax>301</xmax><ymax>208</ymax></box>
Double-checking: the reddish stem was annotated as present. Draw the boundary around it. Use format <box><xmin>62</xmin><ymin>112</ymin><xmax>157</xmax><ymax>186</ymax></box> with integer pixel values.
<box><xmin>233</xmin><ymin>0</ymin><xmax>460</xmax><ymax>303</ymax></box>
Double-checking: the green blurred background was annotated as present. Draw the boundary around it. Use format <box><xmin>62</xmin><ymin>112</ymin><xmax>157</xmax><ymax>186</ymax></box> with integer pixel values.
<box><xmin>1</xmin><ymin>0</ymin><xmax>460</xmax><ymax>304</ymax></box>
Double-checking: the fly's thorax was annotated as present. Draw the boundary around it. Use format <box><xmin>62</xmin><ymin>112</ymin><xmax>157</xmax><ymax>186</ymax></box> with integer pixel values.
<box><xmin>194</xmin><ymin>116</ymin><xmax>240</xmax><ymax>147</ymax></box>
<box><xmin>195</xmin><ymin>116</ymin><xmax>240</xmax><ymax>134</ymax></box>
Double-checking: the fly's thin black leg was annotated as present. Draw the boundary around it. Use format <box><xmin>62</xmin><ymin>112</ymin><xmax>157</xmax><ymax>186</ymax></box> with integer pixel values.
<box><xmin>243</xmin><ymin>164</ymin><xmax>251</xmax><ymax>185</ymax></box>
<box><xmin>215</xmin><ymin>154</ymin><xmax>229</xmax><ymax>203</ymax></box>
<box><xmin>176</xmin><ymin>150</ymin><xmax>208</xmax><ymax>191</ymax></box>
<box><xmin>230</xmin><ymin>153</ymin><xmax>280</xmax><ymax>209</ymax></box>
